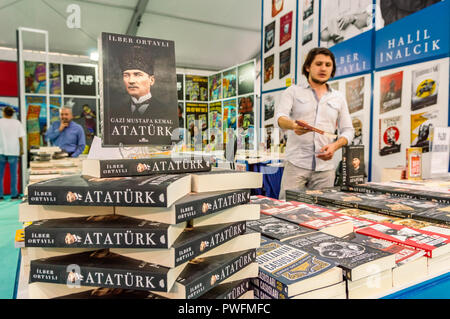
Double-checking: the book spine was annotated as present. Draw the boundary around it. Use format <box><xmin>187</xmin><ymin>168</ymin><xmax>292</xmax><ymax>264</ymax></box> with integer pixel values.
<box><xmin>253</xmin><ymin>286</ymin><xmax>275</xmax><ymax>299</ymax></box>
<box><xmin>410</xmin><ymin>213</ymin><xmax>450</xmax><ymax>227</ymax></box>
<box><xmin>184</xmin><ymin>249</ymin><xmax>256</xmax><ymax>299</ymax></box>
<box><xmin>175</xmin><ymin>189</ymin><xmax>251</xmax><ymax>223</ymax></box>
<box><xmin>97</xmin><ymin>158</ymin><xmax>211</xmax><ymax>178</ymax></box>
<box><xmin>25</xmin><ymin>226</ymin><xmax>170</xmax><ymax>249</ymax></box>
<box><xmin>29</xmin><ymin>260</ymin><xmax>168</xmax><ymax>291</ymax></box>
<box><xmin>342</xmin><ymin>146</ymin><xmax>348</xmax><ymax>186</ymax></box>
<box><xmin>174</xmin><ymin>222</ymin><xmax>247</xmax><ymax>266</ymax></box>
<box><xmin>356</xmin><ymin>204</ymin><xmax>412</xmax><ymax>219</ymax></box>
<box><xmin>27</xmin><ymin>185</ymin><xmax>168</xmax><ymax>207</ymax></box>
<box><xmin>256</xmin><ymin>268</ymin><xmax>289</xmax><ymax>296</ymax></box>
<box><xmin>201</xmin><ymin>279</ymin><xmax>251</xmax><ymax>299</ymax></box>
<box><xmin>250</xmin><ymin>278</ymin><xmax>288</xmax><ymax>299</ymax></box>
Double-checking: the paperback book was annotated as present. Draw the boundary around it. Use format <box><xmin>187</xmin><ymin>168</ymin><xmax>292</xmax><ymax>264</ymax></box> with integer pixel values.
<box><xmin>341</xmin><ymin>145</ymin><xmax>365</xmax><ymax>186</ymax></box>
<box><xmin>190</xmin><ymin>169</ymin><xmax>262</xmax><ymax>193</ymax></box>
<box><xmin>246</xmin><ymin>217</ymin><xmax>315</xmax><ymax>242</ymax></box>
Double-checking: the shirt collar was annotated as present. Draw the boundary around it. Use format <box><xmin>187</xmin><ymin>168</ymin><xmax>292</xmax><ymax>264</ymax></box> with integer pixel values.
<box><xmin>131</xmin><ymin>92</ymin><xmax>152</xmax><ymax>104</ymax></box>
<box><xmin>305</xmin><ymin>82</ymin><xmax>332</xmax><ymax>92</ymax></box>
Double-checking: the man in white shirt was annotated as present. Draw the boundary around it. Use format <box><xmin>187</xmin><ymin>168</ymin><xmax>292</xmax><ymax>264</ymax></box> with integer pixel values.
<box><xmin>276</xmin><ymin>48</ymin><xmax>354</xmax><ymax>199</ymax></box>
<box><xmin>0</xmin><ymin>106</ymin><xmax>25</xmax><ymax>199</ymax></box>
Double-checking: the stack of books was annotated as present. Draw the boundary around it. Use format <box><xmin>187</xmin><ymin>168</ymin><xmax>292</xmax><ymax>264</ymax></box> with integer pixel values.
<box><xmin>18</xmin><ymin>156</ymin><xmax>263</xmax><ymax>299</ymax></box>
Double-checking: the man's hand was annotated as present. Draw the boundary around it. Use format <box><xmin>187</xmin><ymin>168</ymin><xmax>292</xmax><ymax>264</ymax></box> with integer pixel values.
<box><xmin>59</xmin><ymin>122</ymin><xmax>69</xmax><ymax>132</ymax></box>
<box><xmin>293</xmin><ymin>120</ymin><xmax>313</xmax><ymax>136</ymax></box>
<box><xmin>317</xmin><ymin>143</ymin><xmax>338</xmax><ymax>161</ymax></box>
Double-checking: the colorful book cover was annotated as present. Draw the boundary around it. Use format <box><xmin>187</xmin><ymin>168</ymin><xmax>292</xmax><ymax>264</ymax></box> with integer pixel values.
<box><xmin>237</xmin><ymin>95</ymin><xmax>255</xmax><ymax>150</ymax></box>
<box><xmin>279</xmin><ymin>11</ymin><xmax>293</xmax><ymax>46</ymax></box>
<box><xmin>379</xmin><ymin>115</ymin><xmax>402</xmax><ymax>156</ymax></box>
<box><xmin>264</xmin><ymin>21</ymin><xmax>275</xmax><ymax>53</ymax></box>
<box><xmin>345</xmin><ymin>76</ymin><xmax>364</xmax><ymax>114</ymax></box>
<box><xmin>380</xmin><ymin>71</ymin><xmax>403</xmax><ymax>114</ymax></box>
<box><xmin>411</xmin><ymin>64</ymin><xmax>439</xmax><ymax>111</ymax></box>
<box><xmin>209</xmin><ymin>73</ymin><xmax>222</xmax><ymax>101</ymax></box>
<box><xmin>222</xmin><ymin>99</ymin><xmax>237</xmax><ymax>143</ymax></box>
<box><xmin>208</xmin><ymin>102</ymin><xmax>222</xmax><ymax>151</ymax></box>
<box><xmin>185</xmin><ymin>75</ymin><xmax>208</xmax><ymax>101</ymax></box>
<box><xmin>411</xmin><ymin>110</ymin><xmax>439</xmax><ymax>153</ymax></box>
<box><xmin>222</xmin><ymin>69</ymin><xmax>237</xmax><ymax>99</ymax></box>
<box><xmin>272</xmin><ymin>0</ymin><xmax>284</xmax><ymax>17</ymax></box>
<box><xmin>279</xmin><ymin>48</ymin><xmax>291</xmax><ymax>79</ymax></box>
<box><xmin>185</xmin><ymin>102</ymin><xmax>208</xmax><ymax>151</ymax></box>
<box><xmin>264</xmin><ymin>55</ymin><xmax>275</xmax><ymax>84</ymax></box>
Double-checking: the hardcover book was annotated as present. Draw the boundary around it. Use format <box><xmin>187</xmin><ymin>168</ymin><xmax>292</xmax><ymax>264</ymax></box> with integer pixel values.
<box><xmin>24</xmin><ymin>215</ymin><xmax>186</xmax><ymax>249</ymax></box>
<box><xmin>190</xmin><ymin>169</ymin><xmax>262</xmax><ymax>193</ymax></box>
<box><xmin>356</xmin><ymin>222</ymin><xmax>450</xmax><ymax>258</ymax></box>
<box><xmin>246</xmin><ymin>217</ymin><xmax>315</xmax><ymax>242</ymax></box>
<box><xmin>29</xmin><ymin>249</ymin><xmax>187</xmax><ymax>292</ymax></box>
<box><xmin>117</xmin><ymin>189</ymin><xmax>251</xmax><ymax>225</ymax></box>
<box><xmin>111</xmin><ymin>221</ymin><xmax>248</xmax><ymax>268</ymax></box>
<box><xmin>27</xmin><ymin>174</ymin><xmax>191</xmax><ymax>208</ymax></box>
<box><xmin>256</xmin><ymin>240</ymin><xmax>342</xmax><ymax>297</ymax></box>
<box><xmin>99</xmin><ymin>32</ymin><xmax>178</xmax><ymax>146</ymax></box>
<box><xmin>151</xmin><ymin>249</ymin><xmax>258</xmax><ymax>299</ymax></box>
<box><xmin>82</xmin><ymin>156</ymin><xmax>212</xmax><ymax>178</ymax></box>
<box><xmin>341</xmin><ymin>145</ymin><xmax>365</xmax><ymax>186</ymax></box>
<box><xmin>285</xmin><ymin>232</ymin><xmax>396</xmax><ymax>281</ymax></box>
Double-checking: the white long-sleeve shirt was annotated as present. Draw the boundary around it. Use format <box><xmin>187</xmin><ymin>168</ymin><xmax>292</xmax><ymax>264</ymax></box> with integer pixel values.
<box><xmin>275</xmin><ymin>84</ymin><xmax>354</xmax><ymax>172</ymax></box>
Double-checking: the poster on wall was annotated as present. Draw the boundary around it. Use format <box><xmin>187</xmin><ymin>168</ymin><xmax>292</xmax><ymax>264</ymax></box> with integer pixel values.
<box><xmin>345</xmin><ymin>76</ymin><xmax>365</xmax><ymax>114</ymax></box>
<box><xmin>380</xmin><ymin>71</ymin><xmax>403</xmax><ymax>114</ymax></box>
<box><xmin>25</xmin><ymin>62</ymin><xmax>61</xmax><ymax>94</ymax></box>
<box><xmin>64</xmin><ymin>97</ymin><xmax>97</xmax><ymax>149</ymax></box>
<box><xmin>177</xmin><ymin>74</ymin><xmax>184</xmax><ymax>100</ymax></box>
<box><xmin>264</xmin><ymin>94</ymin><xmax>275</xmax><ymax>121</ymax></box>
<box><xmin>222</xmin><ymin>69</ymin><xmax>237</xmax><ymax>99</ymax></box>
<box><xmin>351</xmin><ymin>116</ymin><xmax>363</xmax><ymax>146</ymax></box>
<box><xmin>272</xmin><ymin>0</ymin><xmax>284</xmax><ymax>17</ymax></box>
<box><xmin>279</xmin><ymin>48</ymin><xmax>291</xmax><ymax>79</ymax></box>
<box><xmin>223</xmin><ymin>99</ymin><xmax>237</xmax><ymax>144</ymax></box>
<box><xmin>264</xmin><ymin>55</ymin><xmax>274</xmax><ymax>84</ymax></box>
<box><xmin>302</xmin><ymin>18</ymin><xmax>314</xmax><ymax>45</ymax></box>
<box><xmin>411</xmin><ymin>109</ymin><xmax>439</xmax><ymax>153</ymax></box>
<box><xmin>237</xmin><ymin>61</ymin><xmax>255</xmax><ymax>96</ymax></box>
<box><xmin>411</xmin><ymin>64</ymin><xmax>439</xmax><ymax>111</ymax></box>
<box><xmin>279</xmin><ymin>11</ymin><xmax>293</xmax><ymax>46</ymax></box>
<box><xmin>237</xmin><ymin>95</ymin><xmax>255</xmax><ymax>150</ymax></box>
<box><xmin>379</xmin><ymin>115</ymin><xmax>402</xmax><ymax>156</ymax></box>
<box><xmin>264</xmin><ymin>21</ymin><xmax>276</xmax><ymax>53</ymax></box>
<box><xmin>185</xmin><ymin>102</ymin><xmax>208</xmax><ymax>150</ymax></box>
<box><xmin>209</xmin><ymin>73</ymin><xmax>222</xmax><ymax>101</ymax></box>
<box><xmin>62</xmin><ymin>64</ymin><xmax>96</xmax><ymax>96</ymax></box>
<box><xmin>185</xmin><ymin>75</ymin><xmax>208</xmax><ymax>101</ymax></box>
<box><xmin>208</xmin><ymin>101</ymin><xmax>223</xmax><ymax>151</ymax></box>
<box><xmin>100</xmin><ymin>32</ymin><xmax>178</xmax><ymax>146</ymax></box>
<box><xmin>320</xmin><ymin>0</ymin><xmax>373</xmax><ymax>48</ymax></box>
<box><xmin>25</xmin><ymin>96</ymin><xmax>44</xmax><ymax>149</ymax></box>
<box><xmin>303</xmin><ymin>0</ymin><xmax>314</xmax><ymax>20</ymax></box>
<box><xmin>377</xmin><ymin>0</ymin><xmax>441</xmax><ymax>29</ymax></box>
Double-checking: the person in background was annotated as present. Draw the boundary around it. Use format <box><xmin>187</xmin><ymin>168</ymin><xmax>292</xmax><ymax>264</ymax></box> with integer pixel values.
<box><xmin>276</xmin><ymin>47</ymin><xmax>354</xmax><ymax>199</ymax></box>
<box><xmin>45</xmin><ymin>106</ymin><xmax>85</xmax><ymax>157</ymax></box>
<box><xmin>0</xmin><ymin>106</ymin><xmax>25</xmax><ymax>200</ymax></box>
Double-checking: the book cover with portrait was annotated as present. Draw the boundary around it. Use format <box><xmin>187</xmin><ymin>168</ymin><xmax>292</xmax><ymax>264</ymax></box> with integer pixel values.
<box><xmin>411</xmin><ymin>109</ymin><xmax>439</xmax><ymax>153</ymax></box>
<box><xmin>379</xmin><ymin>115</ymin><xmax>402</xmax><ymax>156</ymax></box>
<box><xmin>380</xmin><ymin>71</ymin><xmax>403</xmax><ymax>114</ymax></box>
<box><xmin>279</xmin><ymin>48</ymin><xmax>291</xmax><ymax>79</ymax></box>
<box><xmin>100</xmin><ymin>32</ymin><xmax>178</xmax><ymax>146</ymax></box>
<box><xmin>264</xmin><ymin>54</ymin><xmax>274</xmax><ymax>84</ymax></box>
<box><xmin>345</xmin><ymin>76</ymin><xmax>364</xmax><ymax>114</ymax></box>
<box><xmin>411</xmin><ymin>64</ymin><xmax>439</xmax><ymax>111</ymax></box>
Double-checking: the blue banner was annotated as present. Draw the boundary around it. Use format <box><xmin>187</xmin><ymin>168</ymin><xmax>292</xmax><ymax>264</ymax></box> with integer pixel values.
<box><xmin>375</xmin><ymin>1</ymin><xmax>449</xmax><ymax>69</ymax></box>
<box><xmin>330</xmin><ymin>30</ymin><xmax>373</xmax><ymax>78</ymax></box>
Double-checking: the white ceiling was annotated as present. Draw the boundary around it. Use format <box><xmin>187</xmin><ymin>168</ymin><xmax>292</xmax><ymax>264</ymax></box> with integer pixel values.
<box><xmin>0</xmin><ymin>0</ymin><xmax>262</xmax><ymax>71</ymax></box>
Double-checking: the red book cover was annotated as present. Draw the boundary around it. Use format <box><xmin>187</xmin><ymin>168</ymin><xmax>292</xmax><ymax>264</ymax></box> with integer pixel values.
<box><xmin>0</xmin><ymin>61</ymin><xmax>18</xmax><ymax>97</ymax></box>
<box><xmin>279</xmin><ymin>11</ymin><xmax>293</xmax><ymax>46</ymax></box>
<box><xmin>356</xmin><ymin>222</ymin><xmax>450</xmax><ymax>258</ymax></box>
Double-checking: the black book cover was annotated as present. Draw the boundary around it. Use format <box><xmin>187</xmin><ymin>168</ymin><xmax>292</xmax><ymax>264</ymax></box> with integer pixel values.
<box><xmin>285</xmin><ymin>232</ymin><xmax>393</xmax><ymax>280</ymax></box>
<box><xmin>54</xmin><ymin>288</ymin><xmax>168</xmax><ymax>299</ymax></box>
<box><xmin>410</xmin><ymin>205</ymin><xmax>450</xmax><ymax>226</ymax></box>
<box><xmin>342</xmin><ymin>145</ymin><xmax>365</xmax><ymax>186</ymax></box>
<box><xmin>29</xmin><ymin>250</ymin><xmax>175</xmax><ymax>292</ymax></box>
<box><xmin>161</xmin><ymin>249</ymin><xmax>256</xmax><ymax>299</ymax></box>
<box><xmin>24</xmin><ymin>215</ymin><xmax>180</xmax><ymax>249</ymax></box>
<box><xmin>173</xmin><ymin>189</ymin><xmax>251</xmax><ymax>223</ymax></box>
<box><xmin>172</xmin><ymin>221</ymin><xmax>247</xmax><ymax>266</ymax></box>
<box><xmin>100</xmin><ymin>32</ymin><xmax>178</xmax><ymax>146</ymax></box>
<box><xmin>246</xmin><ymin>217</ymin><xmax>314</xmax><ymax>241</ymax></box>
<box><xmin>198</xmin><ymin>279</ymin><xmax>251</xmax><ymax>299</ymax></box>
<box><xmin>285</xmin><ymin>188</ymin><xmax>340</xmax><ymax>204</ymax></box>
<box><xmin>251</xmin><ymin>277</ymin><xmax>288</xmax><ymax>299</ymax></box>
<box><xmin>27</xmin><ymin>174</ymin><xmax>190</xmax><ymax>207</ymax></box>
<box><xmin>83</xmin><ymin>156</ymin><xmax>212</xmax><ymax>178</ymax></box>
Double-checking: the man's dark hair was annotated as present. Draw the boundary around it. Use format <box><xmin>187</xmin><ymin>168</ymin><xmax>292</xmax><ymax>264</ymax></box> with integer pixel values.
<box><xmin>302</xmin><ymin>47</ymin><xmax>336</xmax><ymax>80</ymax></box>
<box><xmin>3</xmin><ymin>106</ymin><xmax>14</xmax><ymax>117</ymax></box>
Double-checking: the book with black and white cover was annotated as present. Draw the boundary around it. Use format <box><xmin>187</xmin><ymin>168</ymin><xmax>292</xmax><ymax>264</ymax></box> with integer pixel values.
<box><xmin>379</xmin><ymin>116</ymin><xmax>402</xmax><ymax>156</ymax></box>
<box><xmin>191</xmin><ymin>169</ymin><xmax>262</xmax><ymax>193</ymax></box>
<box><xmin>264</xmin><ymin>21</ymin><xmax>275</xmax><ymax>53</ymax></box>
<box><xmin>198</xmin><ymin>279</ymin><xmax>252</xmax><ymax>299</ymax></box>
<box><xmin>341</xmin><ymin>144</ymin><xmax>365</xmax><ymax>186</ymax></box>
<box><xmin>111</xmin><ymin>221</ymin><xmax>248</xmax><ymax>268</ymax></box>
<box><xmin>256</xmin><ymin>240</ymin><xmax>342</xmax><ymax>298</ymax></box>
<box><xmin>82</xmin><ymin>156</ymin><xmax>212</xmax><ymax>178</ymax></box>
<box><xmin>411</xmin><ymin>64</ymin><xmax>439</xmax><ymax>111</ymax></box>
<box><xmin>27</xmin><ymin>174</ymin><xmax>191</xmax><ymax>208</ymax></box>
<box><xmin>117</xmin><ymin>189</ymin><xmax>251</xmax><ymax>224</ymax></box>
<box><xmin>285</xmin><ymin>232</ymin><xmax>396</xmax><ymax>281</ymax></box>
<box><xmin>24</xmin><ymin>215</ymin><xmax>186</xmax><ymax>249</ymax></box>
<box><xmin>29</xmin><ymin>249</ymin><xmax>186</xmax><ymax>292</ymax></box>
<box><xmin>99</xmin><ymin>32</ymin><xmax>178</xmax><ymax>146</ymax></box>
<box><xmin>246</xmin><ymin>217</ymin><xmax>315</xmax><ymax>242</ymax></box>
<box><xmin>151</xmin><ymin>249</ymin><xmax>258</xmax><ymax>299</ymax></box>
<box><xmin>54</xmin><ymin>287</ymin><xmax>169</xmax><ymax>299</ymax></box>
